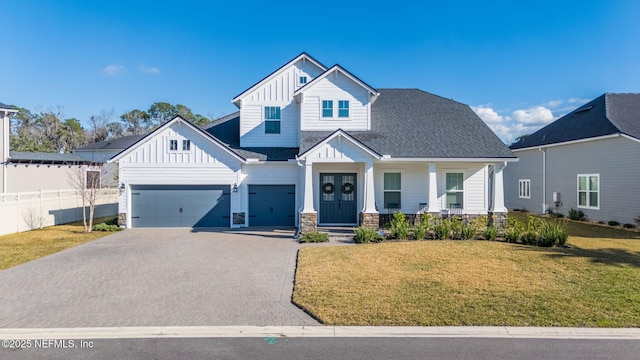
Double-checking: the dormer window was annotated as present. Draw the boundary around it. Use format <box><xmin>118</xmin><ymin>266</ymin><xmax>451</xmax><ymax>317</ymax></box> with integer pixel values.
<box><xmin>322</xmin><ymin>100</ymin><xmax>333</xmax><ymax>118</ymax></box>
<box><xmin>299</xmin><ymin>76</ymin><xmax>308</xmax><ymax>85</ymax></box>
<box><xmin>264</xmin><ymin>106</ymin><xmax>281</xmax><ymax>134</ymax></box>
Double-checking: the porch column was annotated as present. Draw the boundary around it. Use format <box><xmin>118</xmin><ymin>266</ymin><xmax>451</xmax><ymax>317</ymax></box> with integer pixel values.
<box><xmin>490</xmin><ymin>162</ymin><xmax>508</xmax><ymax>228</ymax></box>
<box><xmin>491</xmin><ymin>163</ymin><xmax>507</xmax><ymax>213</ymax></box>
<box><xmin>300</xmin><ymin>160</ymin><xmax>317</xmax><ymax>233</ymax></box>
<box><xmin>427</xmin><ymin>163</ymin><xmax>440</xmax><ymax>214</ymax></box>
<box><xmin>360</xmin><ymin>161</ymin><xmax>379</xmax><ymax>228</ymax></box>
<box><xmin>302</xmin><ymin>161</ymin><xmax>315</xmax><ymax>212</ymax></box>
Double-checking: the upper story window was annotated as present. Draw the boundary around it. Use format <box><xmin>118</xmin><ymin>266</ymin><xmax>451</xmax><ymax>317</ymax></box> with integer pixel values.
<box><xmin>264</xmin><ymin>106</ymin><xmax>281</xmax><ymax>134</ymax></box>
<box><xmin>169</xmin><ymin>139</ymin><xmax>178</xmax><ymax>151</ymax></box>
<box><xmin>338</xmin><ymin>100</ymin><xmax>349</xmax><ymax>117</ymax></box>
<box><xmin>578</xmin><ymin>174</ymin><xmax>599</xmax><ymax>209</ymax></box>
<box><xmin>299</xmin><ymin>76</ymin><xmax>307</xmax><ymax>85</ymax></box>
<box><xmin>182</xmin><ymin>140</ymin><xmax>191</xmax><ymax>151</ymax></box>
<box><xmin>322</xmin><ymin>100</ymin><xmax>333</xmax><ymax>118</ymax></box>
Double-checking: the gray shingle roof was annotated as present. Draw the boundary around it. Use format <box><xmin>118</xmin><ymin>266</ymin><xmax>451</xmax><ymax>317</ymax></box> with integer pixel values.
<box><xmin>205</xmin><ymin>113</ymin><xmax>298</xmax><ymax>161</ymax></box>
<box><xmin>73</xmin><ymin>135</ymin><xmax>145</xmax><ymax>151</ymax></box>
<box><xmin>301</xmin><ymin>89</ymin><xmax>515</xmax><ymax>158</ymax></box>
<box><xmin>9</xmin><ymin>151</ymin><xmax>98</xmax><ymax>164</ymax></box>
<box><xmin>510</xmin><ymin>93</ymin><xmax>640</xmax><ymax>149</ymax></box>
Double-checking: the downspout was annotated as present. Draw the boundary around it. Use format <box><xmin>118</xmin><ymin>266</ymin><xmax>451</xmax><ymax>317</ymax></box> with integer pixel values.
<box><xmin>539</xmin><ymin>147</ymin><xmax>546</xmax><ymax>213</ymax></box>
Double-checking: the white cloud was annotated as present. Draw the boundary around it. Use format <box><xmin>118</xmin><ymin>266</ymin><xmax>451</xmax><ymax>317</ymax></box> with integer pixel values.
<box><xmin>568</xmin><ymin>98</ymin><xmax>590</xmax><ymax>104</ymax></box>
<box><xmin>139</xmin><ymin>64</ymin><xmax>160</xmax><ymax>74</ymax></box>
<box><xmin>546</xmin><ymin>100</ymin><xmax>563</xmax><ymax>108</ymax></box>
<box><xmin>471</xmin><ymin>106</ymin><xmax>510</xmax><ymax>123</ymax></box>
<box><xmin>512</xmin><ymin>106</ymin><xmax>555</xmax><ymax>125</ymax></box>
<box><xmin>103</xmin><ymin>64</ymin><xmax>124</xmax><ymax>75</ymax></box>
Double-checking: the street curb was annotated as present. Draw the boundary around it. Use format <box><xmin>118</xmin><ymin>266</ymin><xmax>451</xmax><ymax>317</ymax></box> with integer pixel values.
<box><xmin>1</xmin><ymin>326</ymin><xmax>640</xmax><ymax>340</ymax></box>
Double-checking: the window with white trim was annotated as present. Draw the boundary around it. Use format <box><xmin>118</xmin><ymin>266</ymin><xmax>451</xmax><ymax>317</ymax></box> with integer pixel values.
<box><xmin>446</xmin><ymin>173</ymin><xmax>464</xmax><ymax>209</ymax></box>
<box><xmin>383</xmin><ymin>173</ymin><xmax>401</xmax><ymax>209</ymax></box>
<box><xmin>264</xmin><ymin>106</ymin><xmax>281</xmax><ymax>134</ymax></box>
<box><xmin>182</xmin><ymin>139</ymin><xmax>191</xmax><ymax>151</ymax></box>
<box><xmin>299</xmin><ymin>76</ymin><xmax>307</xmax><ymax>85</ymax></box>
<box><xmin>519</xmin><ymin>179</ymin><xmax>531</xmax><ymax>199</ymax></box>
<box><xmin>578</xmin><ymin>174</ymin><xmax>599</xmax><ymax>209</ymax></box>
<box><xmin>338</xmin><ymin>100</ymin><xmax>349</xmax><ymax>117</ymax></box>
<box><xmin>322</xmin><ymin>100</ymin><xmax>333</xmax><ymax>118</ymax></box>
<box><xmin>169</xmin><ymin>139</ymin><xmax>178</xmax><ymax>151</ymax></box>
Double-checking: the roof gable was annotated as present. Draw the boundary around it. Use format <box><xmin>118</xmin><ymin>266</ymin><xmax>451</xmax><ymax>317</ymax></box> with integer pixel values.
<box><xmin>109</xmin><ymin>116</ymin><xmax>245</xmax><ymax>163</ymax></box>
<box><xmin>511</xmin><ymin>93</ymin><xmax>640</xmax><ymax>150</ymax></box>
<box><xmin>293</xmin><ymin>64</ymin><xmax>379</xmax><ymax>102</ymax></box>
<box><xmin>232</xmin><ymin>52</ymin><xmax>327</xmax><ymax>106</ymax></box>
<box><xmin>298</xmin><ymin>129</ymin><xmax>381</xmax><ymax>161</ymax></box>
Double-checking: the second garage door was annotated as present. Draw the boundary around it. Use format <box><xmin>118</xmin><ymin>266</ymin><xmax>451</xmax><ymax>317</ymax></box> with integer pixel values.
<box><xmin>131</xmin><ymin>185</ymin><xmax>230</xmax><ymax>228</ymax></box>
<box><xmin>248</xmin><ymin>185</ymin><xmax>295</xmax><ymax>226</ymax></box>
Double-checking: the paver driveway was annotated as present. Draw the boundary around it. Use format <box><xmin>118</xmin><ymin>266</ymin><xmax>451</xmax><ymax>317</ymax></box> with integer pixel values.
<box><xmin>0</xmin><ymin>228</ymin><xmax>319</xmax><ymax>327</ymax></box>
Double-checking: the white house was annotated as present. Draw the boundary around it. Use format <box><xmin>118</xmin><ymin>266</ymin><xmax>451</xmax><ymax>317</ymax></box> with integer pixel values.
<box><xmin>110</xmin><ymin>53</ymin><xmax>516</xmax><ymax>231</ymax></box>
<box><xmin>505</xmin><ymin>93</ymin><xmax>640</xmax><ymax>225</ymax></box>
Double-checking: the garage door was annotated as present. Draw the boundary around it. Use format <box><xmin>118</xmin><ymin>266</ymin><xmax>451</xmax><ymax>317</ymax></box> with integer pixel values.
<box><xmin>131</xmin><ymin>185</ymin><xmax>230</xmax><ymax>228</ymax></box>
<box><xmin>248</xmin><ymin>185</ymin><xmax>295</xmax><ymax>226</ymax></box>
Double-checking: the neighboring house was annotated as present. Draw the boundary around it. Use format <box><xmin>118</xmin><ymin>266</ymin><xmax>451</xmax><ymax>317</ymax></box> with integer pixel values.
<box><xmin>73</xmin><ymin>135</ymin><xmax>144</xmax><ymax>187</ymax></box>
<box><xmin>110</xmin><ymin>53</ymin><xmax>516</xmax><ymax>231</ymax></box>
<box><xmin>1</xmin><ymin>102</ymin><xmax>18</xmax><ymax>193</ymax></box>
<box><xmin>505</xmin><ymin>93</ymin><xmax>640</xmax><ymax>225</ymax></box>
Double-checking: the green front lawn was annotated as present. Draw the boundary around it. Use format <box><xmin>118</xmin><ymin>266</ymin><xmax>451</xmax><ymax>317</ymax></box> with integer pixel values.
<box><xmin>293</xmin><ymin>222</ymin><xmax>640</xmax><ymax>327</ymax></box>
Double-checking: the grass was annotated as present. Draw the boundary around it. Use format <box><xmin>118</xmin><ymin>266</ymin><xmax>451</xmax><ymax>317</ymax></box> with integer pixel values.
<box><xmin>0</xmin><ymin>217</ymin><xmax>116</xmax><ymax>271</ymax></box>
<box><xmin>293</xmin><ymin>222</ymin><xmax>640</xmax><ymax>327</ymax></box>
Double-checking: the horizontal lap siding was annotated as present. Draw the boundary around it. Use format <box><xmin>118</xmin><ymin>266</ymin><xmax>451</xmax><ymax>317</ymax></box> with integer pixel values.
<box><xmin>545</xmin><ymin>137</ymin><xmax>640</xmax><ymax>224</ymax></box>
<box><xmin>504</xmin><ymin>149</ymin><xmax>543</xmax><ymax>212</ymax></box>
<box><xmin>437</xmin><ymin>164</ymin><xmax>488</xmax><ymax>214</ymax></box>
<box><xmin>375</xmin><ymin>164</ymin><xmax>427</xmax><ymax>214</ymax></box>
<box><xmin>301</xmin><ymin>75</ymin><xmax>369</xmax><ymax>131</ymax></box>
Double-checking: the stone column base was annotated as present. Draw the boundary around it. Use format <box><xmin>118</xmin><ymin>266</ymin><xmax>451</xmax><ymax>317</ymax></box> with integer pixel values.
<box><xmin>359</xmin><ymin>212</ymin><xmax>379</xmax><ymax>228</ymax></box>
<box><xmin>488</xmin><ymin>212</ymin><xmax>508</xmax><ymax>228</ymax></box>
<box><xmin>118</xmin><ymin>213</ymin><xmax>126</xmax><ymax>227</ymax></box>
<box><xmin>300</xmin><ymin>212</ymin><xmax>317</xmax><ymax>234</ymax></box>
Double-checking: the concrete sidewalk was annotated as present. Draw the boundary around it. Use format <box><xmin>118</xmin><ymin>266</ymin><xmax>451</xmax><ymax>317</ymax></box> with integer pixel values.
<box><xmin>1</xmin><ymin>326</ymin><xmax>639</xmax><ymax>340</ymax></box>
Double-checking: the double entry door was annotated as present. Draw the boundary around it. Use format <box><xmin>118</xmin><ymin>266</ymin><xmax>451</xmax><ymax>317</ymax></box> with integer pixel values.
<box><xmin>319</xmin><ymin>173</ymin><xmax>357</xmax><ymax>224</ymax></box>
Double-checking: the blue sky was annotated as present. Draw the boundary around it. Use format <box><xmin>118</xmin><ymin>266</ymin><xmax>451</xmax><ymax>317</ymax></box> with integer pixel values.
<box><xmin>2</xmin><ymin>0</ymin><xmax>639</xmax><ymax>143</ymax></box>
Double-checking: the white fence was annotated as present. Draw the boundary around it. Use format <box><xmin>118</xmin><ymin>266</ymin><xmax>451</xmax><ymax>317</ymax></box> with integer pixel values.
<box><xmin>0</xmin><ymin>189</ymin><xmax>119</xmax><ymax>236</ymax></box>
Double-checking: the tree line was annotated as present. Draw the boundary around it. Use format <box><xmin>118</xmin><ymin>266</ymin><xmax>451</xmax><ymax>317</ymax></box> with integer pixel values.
<box><xmin>9</xmin><ymin>102</ymin><xmax>211</xmax><ymax>153</ymax></box>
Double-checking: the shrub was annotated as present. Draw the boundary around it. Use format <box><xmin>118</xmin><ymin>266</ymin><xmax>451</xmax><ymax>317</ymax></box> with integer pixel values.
<box><xmin>521</xmin><ymin>230</ymin><xmax>538</xmax><ymax>245</ymax></box>
<box><xmin>92</xmin><ymin>223</ymin><xmax>122</xmax><ymax>232</ymax></box>
<box><xmin>449</xmin><ymin>216</ymin><xmax>464</xmax><ymax>239</ymax></box>
<box><xmin>483</xmin><ymin>226</ymin><xmax>498</xmax><ymax>241</ymax></box>
<box><xmin>461</xmin><ymin>225</ymin><xmax>476</xmax><ymax>240</ymax></box>
<box><xmin>105</xmin><ymin>217</ymin><xmax>119</xmax><ymax>226</ymax></box>
<box><xmin>390</xmin><ymin>212</ymin><xmax>410</xmax><ymax>240</ymax></box>
<box><xmin>433</xmin><ymin>219</ymin><xmax>451</xmax><ymax>240</ymax></box>
<box><xmin>623</xmin><ymin>223</ymin><xmax>635</xmax><ymax>229</ymax></box>
<box><xmin>470</xmin><ymin>215</ymin><xmax>488</xmax><ymax>233</ymax></box>
<box><xmin>568</xmin><ymin>208</ymin><xmax>586</xmax><ymax>221</ymax></box>
<box><xmin>504</xmin><ymin>217</ymin><xmax>523</xmax><ymax>243</ymax></box>
<box><xmin>608</xmin><ymin>220</ymin><xmax>620</xmax><ymax>227</ymax></box>
<box><xmin>413</xmin><ymin>224</ymin><xmax>427</xmax><ymax>240</ymax></box>
<box><xmin>299</xmin><ymin>231</ymin><xmax>329</xmax><ymax>243</ymax></box>
<box><xmin>353</xmin><ymin>226</ymin><xmax>384</xmax><ymax>244</ymax></box>
<box><xmin>537</xmin><ymin>221</ymin><xmax>569</xmax><ymax>247</ymax></box>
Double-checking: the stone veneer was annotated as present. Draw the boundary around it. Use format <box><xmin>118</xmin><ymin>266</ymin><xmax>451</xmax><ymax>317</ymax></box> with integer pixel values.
<box><xmin>488</xmin><ymin>212</ymin><xmax>508</xmax><ymax>228</ymax></box>
<box><xmin>359</xmin><ymin>212</ymin><xmax>379</xmax><ymax>228</ymax></box>
<box><xmin>299</xmin><ymin>212</ymin><xmax>317</xmax><ymax>234</ymax></box>
<box><xmin>117</xmin><ymin>213</ymin><xmax>126</xmax><ymax>227</ymax></box>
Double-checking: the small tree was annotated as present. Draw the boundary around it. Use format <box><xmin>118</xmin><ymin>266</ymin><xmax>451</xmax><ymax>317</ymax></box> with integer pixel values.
<box><xmin>67</xmin><ymin>165</ymin><xmax>106</xmax><ymax>232</ymax></box>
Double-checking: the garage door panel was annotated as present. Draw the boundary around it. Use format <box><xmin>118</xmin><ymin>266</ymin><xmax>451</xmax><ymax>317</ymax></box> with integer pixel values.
<box><xmin>249</xmin><ymin>185</ymin><xmax>295</xmax><ymax>226</ymax></box>
<box><xmin>131</xmin><ymin>185</ymin><xmax>230</xmax><ymax>228</ymax></box>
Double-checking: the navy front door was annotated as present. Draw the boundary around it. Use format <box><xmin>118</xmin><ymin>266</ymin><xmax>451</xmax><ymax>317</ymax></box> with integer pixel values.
<box><xmin>319</xmin><ymin>173</ymin><xmax>357</xmax><ymax>224</ymax></box>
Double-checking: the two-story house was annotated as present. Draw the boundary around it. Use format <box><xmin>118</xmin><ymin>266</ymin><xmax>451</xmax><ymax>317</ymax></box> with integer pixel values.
<box><xmin>110</xmin><ymin>53</ymin><xmax>516</xmax><ymax>232</ymax></box>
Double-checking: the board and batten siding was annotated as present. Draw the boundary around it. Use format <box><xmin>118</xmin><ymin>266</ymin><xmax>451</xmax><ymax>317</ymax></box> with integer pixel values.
<box><xmin>544</xmin><ymin>136</ymin><xmax>640</xmax><ymax>225</ymax></box>
<box><xmin>239</xmin><ymin>60</ymin><xmax>324</xmax><ymax>148</ymax></box>
<box><xmin>304</xmin><ymin>135</ymin><xmax>374</xmax><ymax>162</ymax></box>
<box><xmin>117</xmin><ymin>123</ymin><xmax>242</xmax><ymax>218</ymax></box>
<box><xmin>504</xmin><ymin>149</ymin><xmax>544</xmax><ymax>212</ymax></box>
<box><xmin>300</xmin><ymin>73</ymin><xmax>370</xmax><ymax>131</ymax></box>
